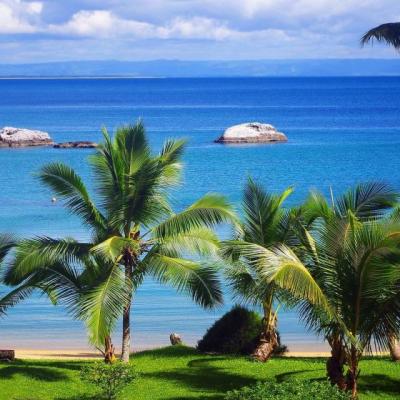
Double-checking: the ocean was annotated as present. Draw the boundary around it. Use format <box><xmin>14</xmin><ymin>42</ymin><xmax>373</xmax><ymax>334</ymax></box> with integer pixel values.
<box><xmin>1</xmin><ymin>76</ymin><xmax>400</xmax><ymax>351</ymax></box>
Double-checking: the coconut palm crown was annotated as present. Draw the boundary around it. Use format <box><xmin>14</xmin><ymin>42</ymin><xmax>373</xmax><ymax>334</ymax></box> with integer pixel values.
<box><xmin>1</xmin><ymin>121</ymin><xmax>236</xmax><ymax>362</ymax></box>
<box><xmin>257</xmin><ymin>183</ymin><xmax>400</xmax><ymax>398</ymax></box>
<box><xmin>220</xmin><ymin>179</ymin><xmax>299</xmax><ymax>361</ymax></box>
<box><xmin>361</xmin><ymin>22</ymin><xmax>400</xmax><ymax>50</ymax></box>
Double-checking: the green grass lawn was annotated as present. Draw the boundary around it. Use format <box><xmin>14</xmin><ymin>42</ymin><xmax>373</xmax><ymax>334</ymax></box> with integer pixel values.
<box><xmin>0</xmin><ymin>346</ymin><xmax>399</xmax><ymax>400</ymax></box>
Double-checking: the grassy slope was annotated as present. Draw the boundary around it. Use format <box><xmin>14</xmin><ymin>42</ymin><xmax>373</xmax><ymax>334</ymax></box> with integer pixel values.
<box><xmin>0</xmin><ymin>346</ymin><xmax>399</xmax><ymax>400</ymax></box>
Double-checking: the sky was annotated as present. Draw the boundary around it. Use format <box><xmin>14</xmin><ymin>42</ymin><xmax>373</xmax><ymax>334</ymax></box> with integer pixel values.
<box><xmin>1</xmin><ymin>0</ymin><xmax>400</xmax><ymax>63</ymax></box>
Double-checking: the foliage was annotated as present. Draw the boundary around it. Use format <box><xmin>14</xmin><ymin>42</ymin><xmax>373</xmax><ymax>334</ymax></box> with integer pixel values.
<box><xmin>0</xmin><ymin>121</ymin><xmax>235</xmax><ymax>359</ymax></box>
<box><xmin>197</xmin><ymin>306</ymin><xmax>286</xmax><ymax>355</ymax></box>
<box><xmin>0</xmin><ymin>347</ymin><xmax>398</xmax><ymax>400</ymax></box>
<box><xmin>220</xmin><ymin>179</ymin><xmax>297</xmax><ymax>360</ymax></box>
<box><xmin>80</xmin><ymin>361</ymin><xmax>137</xmax><ymax>400</ymax></box>
<box><xmin>224</xmin><ymin>380</ymin><xmax>351</xmax><ymax>400</ymax></box>
<box><xmin>197</xmin><ymin>306</ymin><xmax>262</xmax><ymax>354</ymax></box>
<box><xmin>221</xmin><ymin>179</ymin><xmax>297</xmax><ymax>308</ymax></box>
<box><xmin>361</xmin><ymin>23</ymin><xmax>400</xmax><ymax>50</ymax></box>
<box><xmin>259</xmin><ymin>182</ymin><xmax>400</xmax><ymax>394</ymax></box>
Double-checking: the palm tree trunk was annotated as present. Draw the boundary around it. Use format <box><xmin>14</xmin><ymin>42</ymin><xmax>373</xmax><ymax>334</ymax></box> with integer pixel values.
<box><xmin>346</xmin><ymin>346</ymin><xmax>360</xmax><ymax>399</ymax></box>
<box><xmin>121</xmin><ymin>263</ymin><xmax>133</xmax><ymax>363</ymax></box>
<box><xmin>251</xmin><ymin>300</ymin><xmax>278</xmax><ymax>362</ymax></box>
<box><xmin>389</xmin><ymin>336</ymin><xmax>400</xmax><ymax>361</ymax></box>
<box><xmin>104</xmin><ymin>335</ymin><xmax>116</xmax><ymax>364</ymax></box>
<box><xmin>326</xmin><ymin>334</ymin><xmax>346</xmax><ymax>390</ymax></box>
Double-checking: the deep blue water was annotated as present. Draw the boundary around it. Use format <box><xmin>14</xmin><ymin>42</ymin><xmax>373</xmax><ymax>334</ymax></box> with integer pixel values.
<box><xmin>1</xmin><ymin>77</ymin><xmax>400</xmax><ymax>351</ymax></box>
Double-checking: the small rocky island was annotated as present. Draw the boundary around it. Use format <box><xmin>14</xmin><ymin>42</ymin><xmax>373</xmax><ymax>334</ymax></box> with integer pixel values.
<box><xmin>215</xmin><ymin>122</ymin><xmax>287</xmax><ymax>144</ymax></box>
<box><xmin>0</xmin><ymin>127</ymin><xmax>54</xmax><ymax>147</ymax></box>
<box><xmin>0</xmin><ymin>127</ymin><xmax>97</xmax><ymax>149</ymax></box>
<box><xmin>54</xmin><ymin>141</ymin><xmax>98</xmax><ymax>149</ymax></box>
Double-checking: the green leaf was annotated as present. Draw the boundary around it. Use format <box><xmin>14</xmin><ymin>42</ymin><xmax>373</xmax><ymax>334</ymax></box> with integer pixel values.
<box><xmin>79</xmin><ymin>262</ymin><xmax>127</xmax><ymax>347</ymax></box>
<box><xmin>155</xmin><ymin>193</ymin><xmax>236</xmax><ymax>239</ymax></box>
<box><xmin>39</xmin><ymin>163</ymin><xmax>106</xmax><ymax>231</ymax></box>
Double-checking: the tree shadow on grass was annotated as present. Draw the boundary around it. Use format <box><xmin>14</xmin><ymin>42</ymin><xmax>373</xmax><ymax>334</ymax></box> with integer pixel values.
<box><xmin>0</xmin><ymin>363</ymin><xmax>69</xmax><ymax>382</ymax></box>
<box><xmin>55</xmin><ymin>395</ymin><xmax>97</xmax><ymax>400</ymax></box>
<box><xmin>14</xmin><ymin>397</ymin><xmax>95</xmax><ymax>400</ymax></box>
<box><xmin>143</xmin><ymin>356</ymin><xmax>260</xmax><ymax>400</ymax></box>
<box><xmin>359</xmin><ymin>373</ymin><xmax>400</xmax><ymax>396</ymax></box>
<box><xmin>16</xmin><ymin>359</ymin><xmax>87</xmax><ymax>371</ymax></box>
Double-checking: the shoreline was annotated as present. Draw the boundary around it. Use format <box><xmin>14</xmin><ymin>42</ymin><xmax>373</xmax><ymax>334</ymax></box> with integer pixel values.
<box><xmin>13</xmin><ymin>347</ymin><xmax>332</xmax><ymax>360</ymax></box>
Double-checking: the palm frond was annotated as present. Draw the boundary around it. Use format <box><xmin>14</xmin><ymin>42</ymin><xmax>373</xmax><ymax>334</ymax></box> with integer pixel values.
<box><xmin>157</xmin><ymin>138</ymin><xmax>186</xmax><ymax>187</ymax></box>
<box><xmin>0</xmin><ymin>284</ymin><xmax>35</xmax><ymax>317</ymax></box>
<box><xmin>148</xmin><ymin>253</ymin><xmax>223</xmax><ymax>308</ymax></box>
<box><xmin>154</xmin><ymin>193</ymin><xmax>236</xmax><ymax>239</ymax></box>
<box><xmin>255</xmin><ymin>244</ymin><xmax>332</xmax><ymax>312</ymax></box>
<box><xmin>336</xmin><ymin>182</ymin><xmax>398</xmax><ymax>220</ymax></box>
<box><xmin>158</xmin><ymin>228</ymin><xmax>220</xmax><ymax>257</ymax></box>
<box><xmin>91</xmin><ymin>236</ymin><xmax>138</xmax><ymax>263</ymax></box>
<box><xmin>361</xmin><ymin>22</ymin><xmax>400</xmax><ymax>50</ymax></box>
<box><xmin>242</xmin><ymin>178</ymin><xmax>293</xmax><ymax>245</ymax></box>
<box><xmin>0</xmin><ymin>234</ymin><xmax>15</xmax><ymax>264</ymax></box>
<box><xmin>79</xmin><ymin>262</ymin><xmax>127</xmax><ymax>347</ymax></box>
<box><xmin>3</xmin><ymin>237</ymin><xmax>90</xmax><ymax>285</ymax></box>
<box><xmin>224</xmin><ymin>260</ymin><xmax>262</xmax><ymax>305</ymax></box>
<box><xmin>301</xmin><ymin>190</ymin><xmax>334</xmax><ymax>225</ymax></box>
<box><xmin>39</xmin><ymin>163</ymin><xmax>106</xmax><ymax>231</ymax></box>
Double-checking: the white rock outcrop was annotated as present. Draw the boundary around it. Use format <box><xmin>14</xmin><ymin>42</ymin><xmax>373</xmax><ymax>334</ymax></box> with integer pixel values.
<box><xmin>215</xmin><ymin>122</ymin><xmax>287</xmax><ymax>144</ymax></box>
<box><xmin>0</xmin><ymin>127</ymin><xmax>54</xmax><ymax>147</ymax></box>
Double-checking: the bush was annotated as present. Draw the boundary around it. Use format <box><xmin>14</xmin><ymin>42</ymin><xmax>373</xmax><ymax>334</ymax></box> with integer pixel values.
<box><xmin>224</xmin><ymin>380</ymin><xmax>351</xmax><ymax>400</ymax></box>
<box><xmin>80</xmin><ymin>361</ymin><xmax>137</xmax><ymax>400</ymax></box>
<box><xmin>197</xmin><ymin>305</ymin><xmax>286</xmax><ymax>355</ymax></box>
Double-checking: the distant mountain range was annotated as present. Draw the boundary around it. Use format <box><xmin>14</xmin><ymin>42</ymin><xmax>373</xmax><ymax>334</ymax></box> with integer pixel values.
<box><xmin>0</xmin><ymin>59</ymin><xmax>400</xmax><ymax>77</ymax></box>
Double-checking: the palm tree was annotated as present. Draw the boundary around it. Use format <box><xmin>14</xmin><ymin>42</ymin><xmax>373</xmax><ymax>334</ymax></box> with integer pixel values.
<box><xmin>220</xmin><ymin>179</ymin><xmax>298</xmax><ymax>361</ymax></box>
<box><xmin>1</xmin><ymin>245</ymin><xmax>120</xmax><ymax>362</ymax></box>
<box><xmin>3</xmin><ymin>121</ymin><xmax>235</xmax><ymax>362</ymax></box>
<box><xmin>361</xmin><ymin>21</ymin><xmax>400</xmax><ymax>362</ymax></box>
<box><xmin>254</xmin><ymin>183</ymin><xmax>400</xmax><ymax>398</ymax></box>
<box><xmin>361</xmin><ymin>22</ymin><xmax>400</xmax><ymax>50</ymax></box>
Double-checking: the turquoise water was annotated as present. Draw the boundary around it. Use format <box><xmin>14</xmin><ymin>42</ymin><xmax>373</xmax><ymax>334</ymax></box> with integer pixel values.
<box><xmin>1</xmin><ymin>77</ymin><xmax>400</xmax><ymax>351</ymax></box>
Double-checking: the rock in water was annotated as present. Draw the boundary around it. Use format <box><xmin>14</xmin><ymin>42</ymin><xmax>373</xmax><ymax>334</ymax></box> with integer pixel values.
<box><xmin>215</xmin><ymin>122</ymin><xmax>287</xmax><ymax>144</ymax></box>
<box><xmin>170</xmin><ymin>333</ymin><xmax>182</xmax><ymax>346</ymax></box>
<box><xmin>0</xmin><ymin>127</ymin><xmax>53</xmax><ymax>147</ymax></box>
<box><xmin>54</xmin><ymin>141</ymin><xmax>98</xmax><ymax>149</ymax></box>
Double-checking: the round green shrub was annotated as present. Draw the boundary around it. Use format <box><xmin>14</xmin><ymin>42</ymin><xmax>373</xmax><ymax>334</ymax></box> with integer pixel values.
<box><xmin>197</xmin><ymin>305</ymin><xmax>286</xmax><ymax>355</ymax></box>
<box><xmin>224</xmin><ymin>380</ymin><xmax>351</xmax><ymax>400</ymax></box>
<box><xmin>80</xmin><ymin>361</ymin><xmax>137</xmax><ymax>400</ymax></box>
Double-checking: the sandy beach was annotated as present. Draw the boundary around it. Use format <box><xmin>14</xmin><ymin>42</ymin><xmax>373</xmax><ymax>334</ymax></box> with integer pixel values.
<box><xmin>13</xmin><ymin>347</ymin><xmax>331</xmax><ymax>360</ymax></box>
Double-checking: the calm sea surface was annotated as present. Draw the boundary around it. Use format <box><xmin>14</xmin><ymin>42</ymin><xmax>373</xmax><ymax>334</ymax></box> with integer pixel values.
<box><xmin>1</xmin><ymin>77</ymin><xmax>400</xmax><ymax>351</ymax></box>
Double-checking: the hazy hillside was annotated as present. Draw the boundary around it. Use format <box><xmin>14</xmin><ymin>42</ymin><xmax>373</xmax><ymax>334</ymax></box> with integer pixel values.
<box><xmin>0</xmin><ymin>59</ymin><xmax>399</xmax><ymax>77</ymax></box>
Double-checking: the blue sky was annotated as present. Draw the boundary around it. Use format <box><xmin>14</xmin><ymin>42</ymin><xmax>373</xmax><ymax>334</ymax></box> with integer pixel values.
<box><xmin>1</xmin><ymin>0</ymin><xmax>400</xmax><ymax>63</ymax></box>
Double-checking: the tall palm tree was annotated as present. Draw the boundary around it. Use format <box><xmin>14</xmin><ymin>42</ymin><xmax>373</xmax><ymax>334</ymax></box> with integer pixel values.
<box><xmin>361</xmin><ymin>22</ymin><xmax>400</xmax><ymax>50</ymax></box>
<box><xmin>361</xmin><ymin>21</ymin><xmax>400</xmax><ymax>362</ymax></box>
<box><xmin>1</xmin><ymin>245</ymin><xmax>120</xmax><ymax>362</ymax></box>
<box><xmin>3</xmin><ymin>122</ymin><xmax>236</xmax><ymax>362</ymax></box>
<box><xmin>220</xmin><ymin>179</ymin><xmax>299</xmax><ymax>361</ymax></box>
<box><xmin>253</xmin><ymin>183</ymin><xmax>400</xmax><ymax>398</ymax></box>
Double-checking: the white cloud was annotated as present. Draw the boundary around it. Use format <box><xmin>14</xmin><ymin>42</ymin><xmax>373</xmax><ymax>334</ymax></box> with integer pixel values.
<box><xmin>1</xmin><ymin>0</ymin><xmax>400</xmax><ymax>61</ymax></box>
<box><xmin>48</xmin><ymin>10</ymin><xmax>286</xmax><ymax>41</ymax></box>
<box><xmin>26</xmin><ymin>1</ymin><xmax>42</xmax><ymax>14</ymax></box>
<box><xmin>0</xmin><ymin>0</ymin><xmax>42</xmax><ymax>33</ymax></box>
<box><xmin>159</xmin><ymin>17</ymin><xmax>234</xmax><ymax>40</ymax></box>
